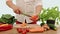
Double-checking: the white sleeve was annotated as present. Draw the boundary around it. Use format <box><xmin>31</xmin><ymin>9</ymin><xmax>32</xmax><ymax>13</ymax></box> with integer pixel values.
<box><xmin>35</xmin><ymin>0</ymin><xmax>42</xmax><ymax>6</ymax></box>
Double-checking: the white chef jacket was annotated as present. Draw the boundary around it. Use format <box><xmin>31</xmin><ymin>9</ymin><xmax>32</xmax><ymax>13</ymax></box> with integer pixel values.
<box><xmin>16</xmin><ymin>0</ymin><xmax>42</xmax><ymax>23</ymax></box>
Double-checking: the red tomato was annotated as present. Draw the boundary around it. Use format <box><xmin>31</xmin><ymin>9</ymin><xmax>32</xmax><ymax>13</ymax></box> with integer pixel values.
<box><xmin>31</xmin><ymin>15</ymin><xmax>39</xmax><ymax>21</ymax></box>
<box><xmin>22</xmin><ymin>29</ymin><xmax>27</xmax><ymax>34</ymax></box>
<box><xmin>26</xmin><ymin>28</ymin><xmax>29</xmax><ymax>32</ymax></box>
<box><xmin>17</xmin><ymin>28</ymin><xmax>22</xmax><ymax>33</ymax></box>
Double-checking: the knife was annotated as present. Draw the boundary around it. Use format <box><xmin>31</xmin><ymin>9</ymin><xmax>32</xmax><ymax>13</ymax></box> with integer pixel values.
<box><xmin>21</xmin><ymin>13</ymin><xmax>31</xmax><ymax>17</ymax></box>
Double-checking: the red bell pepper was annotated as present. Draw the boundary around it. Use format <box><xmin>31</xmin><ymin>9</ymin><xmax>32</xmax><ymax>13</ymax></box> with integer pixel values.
<box><xmin>0</xmin><ymin>24</ymin><xmax>13</xmax><ymax>31</ymax></box>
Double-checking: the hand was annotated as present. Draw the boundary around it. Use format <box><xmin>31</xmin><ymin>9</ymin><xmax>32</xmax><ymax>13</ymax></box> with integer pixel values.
<box><xmin>30</xmin><ymin>15</ymin><xmax>39</xmax><ymax>21</ymax></box>
<box><xmin>13</xmin><ymin>7</ymin><xmax>22</xmax><ymax>14</ymax></box>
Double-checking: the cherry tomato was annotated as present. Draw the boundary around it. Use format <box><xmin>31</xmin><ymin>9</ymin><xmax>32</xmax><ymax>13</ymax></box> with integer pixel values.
<box><xmin>22</xmin><ymin>29</ymin><xmax>27</xmax><ymax>34</ymax></box>
<box><xmin>26</xmin><ymin>29</ymin><xmax>29</xmax><ymax>32</ymax></box>
<box><xmin>30</xmin><ymin>15</ymin><xmax>39</xmax><ymax>21</ymax></box>
<box><xmin>17</xmin><ymin>28</ymin><xmax>22</xmax><ymax>33</ymax></box>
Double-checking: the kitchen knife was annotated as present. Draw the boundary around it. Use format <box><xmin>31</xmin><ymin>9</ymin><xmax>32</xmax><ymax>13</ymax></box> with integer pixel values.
<box><xmin>21</xmin><ymin>12</ymin><xmax>31</xmax><ymax>17</ymax></box>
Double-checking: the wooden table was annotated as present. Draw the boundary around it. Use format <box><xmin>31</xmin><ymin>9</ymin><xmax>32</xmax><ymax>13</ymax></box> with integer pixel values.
<box><xmin>0</xmin><ymin>24</ymin><xmax>60</xmax><ymax>34</ymax></box>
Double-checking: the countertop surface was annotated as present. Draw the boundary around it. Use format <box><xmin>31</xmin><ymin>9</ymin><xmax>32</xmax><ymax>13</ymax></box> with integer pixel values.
<box><xmin>0</xmin><ymin>24</ymin><xmax>60</xmax><ymax>34</ymax></box>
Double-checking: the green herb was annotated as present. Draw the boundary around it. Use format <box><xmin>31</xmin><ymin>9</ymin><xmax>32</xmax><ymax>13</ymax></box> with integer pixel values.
<box><xmin>40</xmin><ymin>23</ymin><xmax>45</xmax><ymax>26</ymax></box>
<box><xmin>38</xmin><ymin>6</ymin><xmax>60</xmax><ymax>25</ymax></box>
<box><xmin>0</xmin><ymin>14</ymin><xmax>16</xmax><ymax>24</ymax></box>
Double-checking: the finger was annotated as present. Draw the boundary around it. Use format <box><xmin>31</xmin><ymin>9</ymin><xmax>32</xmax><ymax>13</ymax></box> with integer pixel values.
<box><xmin>14</xmin><ymin>10</ymin><xmax>18</xmax><ymax>14</ymax></box>
<box><xmin>14</xmin><ymin>11</ymin><xmax>19</xmax><ymax>14</ymax></box>
<box><xmin>17</xmin><ymin>10</ymin><xmax>20</xmax><ymax>14</ymax></box>
<box><xmin>18</xmin><ymin>9</ymin><xmax>22</xmax><ymax>14</ymax></box>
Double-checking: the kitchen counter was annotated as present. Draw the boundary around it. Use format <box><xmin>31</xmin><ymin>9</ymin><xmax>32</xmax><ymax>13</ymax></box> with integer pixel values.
<box><xmin>0</xmin><ymin>24</ymin><xmax>60</xmax><ymax>34</ymax></box>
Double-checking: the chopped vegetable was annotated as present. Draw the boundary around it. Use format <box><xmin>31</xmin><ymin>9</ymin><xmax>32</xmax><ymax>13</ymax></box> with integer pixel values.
<box><xmin>30</xmin><ymin>15</ymin><xmax>39</xmax><ymax>21</ymax></box>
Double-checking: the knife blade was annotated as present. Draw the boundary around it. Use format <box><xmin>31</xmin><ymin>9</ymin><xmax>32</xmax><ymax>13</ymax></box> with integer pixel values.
<box><xmin>21</xmin><ymin>13</ymin><xmax>31</xmax><ymax>17</ymax></box>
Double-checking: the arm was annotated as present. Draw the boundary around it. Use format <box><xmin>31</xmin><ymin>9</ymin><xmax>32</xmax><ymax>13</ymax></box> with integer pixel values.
<box><xmin>30</xmin><ymin>0</ymin><xmax>42</xmax><ymax>21</ymax></box>
<box><xmin>6</xmin><ymin>0</ymin><xmax>21</xmax><ymax>14</ymax></box>
<box><xmin>35</xmin><ymin>5</ymin><xmax>42</xmax><ymax>15</ymax></box>
<box><xmin>34</xmin><ymin>0</ymin><xmax>42</xmax><ymax>15</ymax></box>
<box><xmin>6</xmin><ymin>0</ymin><xmax>17</xmax><ymax>9</ymax></box>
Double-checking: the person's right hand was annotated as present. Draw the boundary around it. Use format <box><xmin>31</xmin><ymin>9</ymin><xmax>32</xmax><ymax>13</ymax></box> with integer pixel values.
<box><xmin>13</xmin><ymin>7</ymin><xmax>22</xmax><ymax>14</ymax></box>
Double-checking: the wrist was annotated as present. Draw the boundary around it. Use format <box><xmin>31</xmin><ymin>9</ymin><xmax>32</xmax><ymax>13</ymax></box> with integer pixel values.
<box><xmin>33</xmin><ymin>14</ymin><xmax>39</xmax><ymax>16</ymax></box>
<box><xmin>33</xmin><ymin>12</ymin><xmax>40</xmax><ymax>16</ymax></box>
<box><xmin>12</xmin><ymin>6</ymin><xmax>18</xmax><ymax>10</ymax></box>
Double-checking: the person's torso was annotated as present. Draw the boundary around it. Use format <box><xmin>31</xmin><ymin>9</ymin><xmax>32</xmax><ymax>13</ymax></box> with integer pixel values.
<box><xmin>15</xmin><ymin>0</ymin><xmax>41</xmax><ymax>23</ymax></box>
<box><xmin>16</xmin><ymin>0</ymin><xmax>36</xmax><ymax>16</ymax></box>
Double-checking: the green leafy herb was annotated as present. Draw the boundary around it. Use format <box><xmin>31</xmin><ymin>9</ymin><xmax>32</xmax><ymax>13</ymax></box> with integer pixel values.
<box><xmin>38</xmin><ymin>6</ymin><xmax>60</xmax><ymax>25</ymax></box>
<box><xmin>0</xmin><ymin>14</ymin><xmax>16</xmax><ymax>24</ymax></box>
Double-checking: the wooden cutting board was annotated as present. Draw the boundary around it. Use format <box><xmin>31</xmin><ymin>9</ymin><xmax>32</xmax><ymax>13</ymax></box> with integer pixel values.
<box><xmin>0</xmin><ymin>24</ymin><xmax>59</xmax><ymax>34</ymax></box>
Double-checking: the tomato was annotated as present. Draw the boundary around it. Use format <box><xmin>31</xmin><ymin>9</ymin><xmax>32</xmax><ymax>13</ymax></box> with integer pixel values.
<box><xmin>17</xmin><ymin>28</ymin><xmax>22</xmax><ymax>33</ymax></box>
<box><xmin>30</xmin><ymin>15</ymin><xmax>39</xmax><ymax>21</ymax></box>
<box><xmin>17</xmin><ymin>28</ymin><xmax>29</xmax><ymax>34</ymax></box>
<box><xmin>22</xmin><ymin>29</ymin><xmax>27</xmax><ymax>34</ymax></box>
<box><xmin>26</xmin><ymin>28</ymin><xmax>29</xmax><ymax>32</ymax></box>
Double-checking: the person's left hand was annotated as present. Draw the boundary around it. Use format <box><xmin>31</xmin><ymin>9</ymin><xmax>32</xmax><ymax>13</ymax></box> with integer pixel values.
<box><xmin>30</xmin><ymin>15</ymin><xmax>39</xmax><ymax>21</ymax></box>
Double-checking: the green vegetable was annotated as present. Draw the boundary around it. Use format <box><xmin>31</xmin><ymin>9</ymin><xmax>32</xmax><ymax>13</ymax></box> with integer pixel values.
<box><xmin>1</xmin><ymin>14</ymin><xmax>12</xmax><ymax>19</ymax></box>
<box><xmin>0</xmin><ymin>14</ymin><xmax>16</xmax><ymax>24</ymax></box>
<box><xmin>48</xmin><ymin>24</ymin><xmax>57</xmax><ymax>31</ymax></box>
<box><xmin>38</xmin><ymin>6</ymin><xmax>60</xmax><ymax>25</ymax></box>
<box><xmin>40</xmin><ymin>23</ymin><xmax>45</xmax><ymax>26</ymax></box>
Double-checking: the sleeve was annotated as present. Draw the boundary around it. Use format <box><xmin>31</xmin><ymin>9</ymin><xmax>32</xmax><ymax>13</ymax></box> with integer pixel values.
<box><xmin>35</xmin><ymin>0</ymin><xmax>42</xmax><ymax>6</ymax></box>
